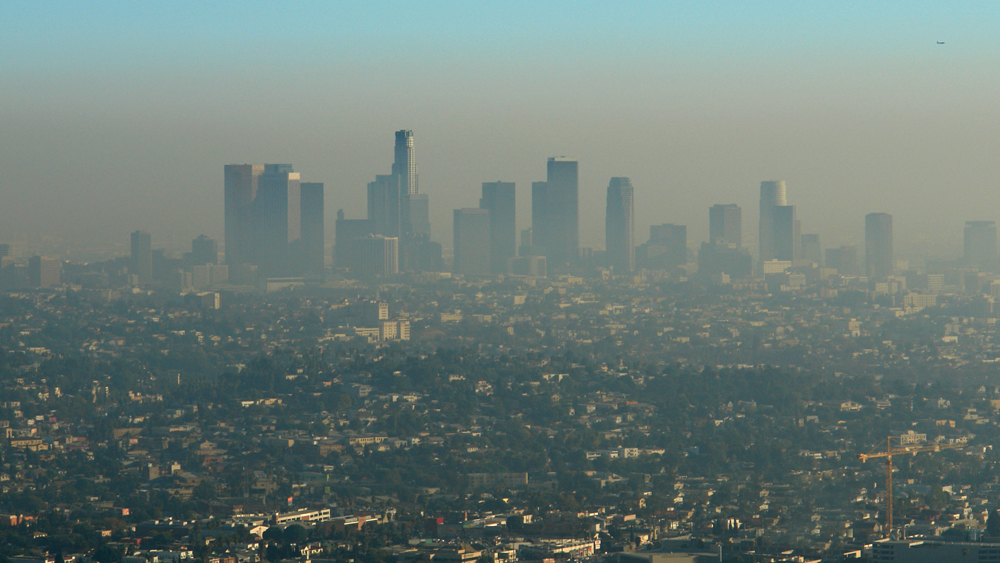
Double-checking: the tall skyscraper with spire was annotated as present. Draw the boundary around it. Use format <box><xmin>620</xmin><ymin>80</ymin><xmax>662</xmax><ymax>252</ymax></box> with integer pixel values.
<box><xmin>392</xmin><ymin>130</ymin><xmax>418</xmax><ymax>196</ymax></box>
<box><xmin>370</xmin><ymin>130</ymin><xmax>419</xmax><ymax>238</ymax></box>
<box><xmin>758</xmin><ymin>180</ymin><xmax>787</xmax><ymax>263</ymax></box>
<box><xmin>605</xmin><ymin>177</ymin><xmax>635</xmax><ymax>273</ymax></box>
<box><xmin>366</xmin><ymin>130</ymin><xmax>439</xmax><ymax>274</ymax></box>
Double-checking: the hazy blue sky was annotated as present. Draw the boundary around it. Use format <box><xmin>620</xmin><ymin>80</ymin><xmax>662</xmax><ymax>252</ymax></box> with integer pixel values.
<box><xmin>3</xmin><ymin>1</ymin><xmax>1000</xmax><ymax>260</ymax></box>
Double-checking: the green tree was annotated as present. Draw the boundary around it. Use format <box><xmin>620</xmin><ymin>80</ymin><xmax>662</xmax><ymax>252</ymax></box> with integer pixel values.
<box><xmin>192</xmin><ymin>480</ymin><xmax>216</xmax><ymax>501</ymax></box>
<box><xmin>987</xmin><ymin>509</ymin><xmax>1000</xmax><ymax>538</ymax></box>
<box><xmin>262</xmin><ymin>526</ymin><xmax>284</xmax><ymax>543</ymax></box>
<box><xmin>92</xmin><ymin>545</ymin><xmax>123</xmax><ymax>563</ymax></box>
<box><xmin>265</xmin><ymin>543</ymin><xmax>282</xmax><ymax>563</ymax></box>
<box><xmin>284</xmin><ymin>524</ymin><xmax>308</xmax><ymax>544</ymax></box>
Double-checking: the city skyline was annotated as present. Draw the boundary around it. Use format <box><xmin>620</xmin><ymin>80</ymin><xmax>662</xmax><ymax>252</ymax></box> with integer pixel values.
<box><xmin>208</xmin><ymin>132</ymin><xmax>933</xmax><ymax>280</ymax></box>
<box><xmin>4</xmin><ymin>126</ymin><xmax>1000</xmax><ymax>267</ymax></box>
<box><xmin>5</xmin><ymin>6</ymin><xmax>1000</xmax><ymax>557</ymax></box>
<box><xmin>8</xmin><ymin>134</ymin><xmax>1000</xmax><ymax>266</ymax></box>
<box><xmin>4</xmin><ymin>3</ymin><xmax>1000</xmax><ymax>260</ymax></box>
<box><xmin>7</xmin><ymin>140</ymin><xmax>1000</xmax><ymax>275</ymax></box>
<box><xmin>6</xmin><ymin>116</ymin><xmax>993</xmax><ymax>273</ymax></box>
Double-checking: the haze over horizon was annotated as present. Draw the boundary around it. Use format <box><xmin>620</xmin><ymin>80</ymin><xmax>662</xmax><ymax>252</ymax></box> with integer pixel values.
<box><xmin>3</xmin><ymin>1</ymin><xmax>999</xmax><ymax>261</ymax></box>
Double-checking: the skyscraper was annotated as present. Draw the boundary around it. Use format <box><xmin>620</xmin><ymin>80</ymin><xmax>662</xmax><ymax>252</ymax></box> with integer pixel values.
<box><xmin>402</xmin><ymin>193</ymin><xmax>430</xmax><ymax>238</ymax></box>
<box><xmin>605</xmin><ymin>177</ymin><xmax>635</xmax><ymax>273</ymax></box>
<box><xmin>700</xmin><ymin>204</ymin><xmax>751</xmax><ymax>279</ymax></box>
<box><xmin>28</xmin><ymin>256</ymin><xmax>60</xmax><ymax>288</ymax></box>
<box><xmin>480</xmin><ymin>182</ymin><xmax>516</xmax><ymax>274</ymax></box>
<box><xmin>639</xmin><ymin>224</ymin><xmax>687</xmax><ymax>271</ymax></box>
<box><xmin>509</xmin><ymin>255</ymin><xmax>547</xmax><ymax>277</ymax></box>
<box><xmin>368</xmin><ymin>174</ymin><xmax>402</xmax><ymax>238</ymax></box>
<box><xmin>698</xmin><ymin>243</ymin><xmax>752</xmax><ymax>279</ymax></box>
<box><xmin>402</xmin><ymin>202</ymin><xmax>439</xmax><ymax>272</ymax></box>
<box><xmin>519</xmin><ymin>229</ymin><xmax>533</xmax><ymax>257</ymax></box>
<box><xmin>254</xmin><ymin>164</ymin><xmax>301</xmax><ymax>276</ymax></box>
<box><xmin>758</xmin><ymin>180</ymin><xmax>787</xmax><ymax>262</ymax></box>
<box><xmin>0</xmin><ymin>257</ymin><xmax>19</xmax><ymax>290</ymax></box>
<box><xmin>773</xmin><ymin>205</ymin><xmax>797</xmax><ymax>261</ymax></box>
<box><xmin>190</xmin><ymin>235</ymin><xmax>218</xmax><ymax>266</ymax></box>
<box><xmin>355</xmin><ymin>235</ymin><xmax>398</xmax><ymax>278</ymax></box>
<box><xmin>224</xmin><ymin>163</ymin><xmax>327</xmax><ymax>279</ymax></box>
<box><xmin>865</xmin><ymin>212</ymin><xmax>893</xmax><ymax>280</ymax></box>
<box><xmin>532</xmin><ymin>158</ymin><xmax>578</xmax><ymax>270</ymax></box>
<box><xmin>530</xmin><ymin>182</ymin><xmax>548</xmax><ymax>257</ymax></box>
<box><xmin>224</xmin><ymin>164</ymin><xmax>264</xmax><ymax>266</ymax></box>
<box><xmin>795</xmin><ymin>220</ymin><xmax>802</xmax><ymax>261</ymax></box>
<box><xmin>453</xmin><ymin>208</ymin><xmax>491</xmax><ymax>276</ymax></box>
<box><xmin>130</xmin><ymin>230</ymin><xmax>152</xmax><ymax>285</ymax></box>
<box><xmin>334</xmin><ymin>210</ymin><xmax>374</xmax><ymax>271</ymax></box>
<box><xmin>710</xmin><ymin>204</ymin><xmax>741</xmax><ymax>247</ymax></box>
<box><xmin>403</xmin><ymin>235</ymin><xmax>443</xmax><ymax>272</ymax></box>
<box><xmin>392</xmin><ymin>130</ymin><xmax>417</xmax><ymax>196</ymax></box>
<box><xmin>964</xmin><ymin>220</ymin><xmax>997</xmax><ymax>269</ymax></box>
<box><xmin>299</xmin><ymin>182</ymin><xmax>325</xmax><ymax>275</ymax></box>
<box><xmin>369</xmin><ymin>130</ymin><xmax>432</xmax><ymax>260</ymax></box>
<box><xmin>800</xmin><ymin>234</ymin><xmax>822</xmax><ymax>265</ymax></box>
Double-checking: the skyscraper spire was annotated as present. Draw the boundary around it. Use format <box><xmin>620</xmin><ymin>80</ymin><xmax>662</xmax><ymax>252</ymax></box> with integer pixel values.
<box><xmin>368</xmin><ymin>130</ymin><xmax>440</xmax><ymax>273</ymax></box>
<box><xmin>392</xmin><ymin>130</ymin><xmax>418</xmax><ymax>196</ymax></box>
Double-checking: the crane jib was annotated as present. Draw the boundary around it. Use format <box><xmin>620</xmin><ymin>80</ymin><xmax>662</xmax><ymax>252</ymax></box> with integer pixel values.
<box><xmin>858</xmin><ymin>436</ymin><xmax>966</xmax><ymax>539</ymax></box>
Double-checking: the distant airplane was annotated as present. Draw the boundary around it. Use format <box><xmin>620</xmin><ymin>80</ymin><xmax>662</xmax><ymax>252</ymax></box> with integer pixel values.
<box><xmin>937</xmin><ymin>41</ymin><xmax>945</xmax><ymax>44</ymax></box>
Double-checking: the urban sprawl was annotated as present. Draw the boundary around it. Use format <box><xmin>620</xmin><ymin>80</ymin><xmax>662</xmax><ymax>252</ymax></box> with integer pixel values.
<box><xmin>5</xmin><ymin>131</ymin><xmax>1000</xmax><ymax>563</ymax></box>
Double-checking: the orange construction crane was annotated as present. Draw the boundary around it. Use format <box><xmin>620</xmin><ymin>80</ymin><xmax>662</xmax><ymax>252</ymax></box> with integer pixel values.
<box><xmin>858</xmin><ymin>436</ymin><xmax>966</xmax><ymax>538</ymax></box>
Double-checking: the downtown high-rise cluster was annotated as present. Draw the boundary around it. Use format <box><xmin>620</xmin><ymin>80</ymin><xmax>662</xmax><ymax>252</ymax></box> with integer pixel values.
<box><xmin>223</xmin><ymin>164</ymin><xmax>325</xmax><ymax>282</ymax></box>
<box><xmin>27</xmin><ymin>128</ymin><xmax>989</xmax><ymax>292</ymax></box>
<box><xmin>208</xmin><ymin>130</ymin><xmax>960</xmax><ymax>287</ymax></box>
